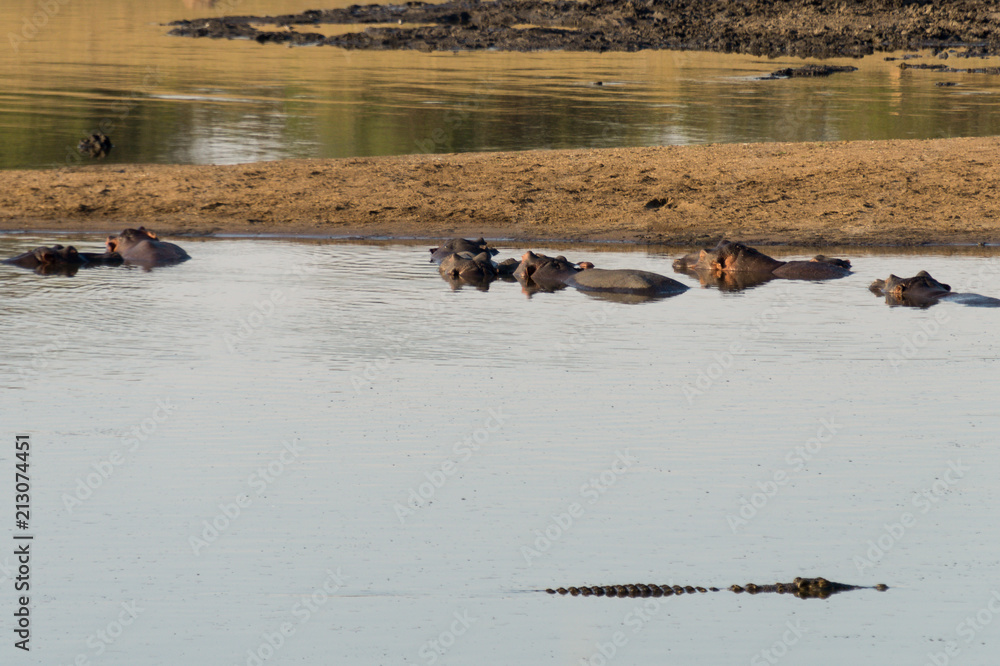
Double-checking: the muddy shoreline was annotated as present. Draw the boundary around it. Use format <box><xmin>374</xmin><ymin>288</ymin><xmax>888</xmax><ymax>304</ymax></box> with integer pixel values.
<box><xmin>168</xmin><ymin>0</ymin><xmax>1000</xmax><ymax>58</ymax></box>
<box><xmin>4</xmin><ymin>137</ymin><xmax>1000</xmax><ymax>247</ymax></box>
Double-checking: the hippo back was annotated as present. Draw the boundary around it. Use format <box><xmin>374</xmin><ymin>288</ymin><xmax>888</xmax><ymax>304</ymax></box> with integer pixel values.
<box><xmin>565</xmin><ymin>268</ymin><xmax>689</xmax><ymax>297</ymax></box>
<box><xmin>772</xmin><ymin>260</ymin><xmax>851</xmax><ymax>280</ymax></box>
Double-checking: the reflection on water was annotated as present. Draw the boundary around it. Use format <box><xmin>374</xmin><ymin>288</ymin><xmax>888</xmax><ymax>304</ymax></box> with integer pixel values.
<box><xmin>3</xmin><ymin>235</ymin><xmax>1000</xmax><ymax>664</ymax></box>
<box><xmin>4</xmin><ymin>0</ymin><xmax>1000</xmax><ymax>168</ymax></box>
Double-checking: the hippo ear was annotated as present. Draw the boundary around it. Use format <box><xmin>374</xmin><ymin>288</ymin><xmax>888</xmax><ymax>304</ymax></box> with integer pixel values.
<box><xmin>67</xmin><ymin>246</ymin><xmax>78</xmax><ymax>256</ymax></box>
<box><xmin>52</xmin><ymin>244</ymin><xmax>65</xmax><ymax>250</ymax></box>
<box><xmin>472</xmin><ymin>252</ymin><xmax>490</xmax><ymax>262</ymax></box>
<box><xmin>699</xmin><ymin>250</ymin><xmax>709</xmax><ymax>260</ymax></box>
<box><xmin>915</xmin><ymin>270</ymin><xmax>930</xmax><ymax>277</ymax></box>
<box><xmin>474</xmin><ymin>237</ymin><xmax>486</xmax><ymax>246</ymax></box>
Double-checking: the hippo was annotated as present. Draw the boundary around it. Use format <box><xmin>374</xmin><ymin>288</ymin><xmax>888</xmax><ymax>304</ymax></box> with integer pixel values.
<box><xmin>672</xmin><ymin>241</ymin><xmax>728</xmax><ymax>273</ymax></box>
<box><xmin>495</xmin><ymin>257</ymin><xmax>520</xmax><ymax>278</ymax></box>
<box><xmin>78</xmin><ymin>133</ymin><xmax>113</xmax><ymax>159</ymax></box>
<box><xmin>429</xmin><ymin>237</ymin><xmax>498</xmax><ymax>264</ymax></box>
<box><xmin>512</xmin><ymin>251</ymin><xmax>592</xmax><ymax>292</ymax></box>
<box><xmin>3</xmin><ymin>244</ymin><xmax>123</xmax><ymax>275</ymax></box>
<box><xmin>106</xmin><ymin>227</ymin><xmax>190</xmax><ymax>268</ymax></box>
<box><xmin>438</xmin><ymin>251</ymin><xmax>498</xmax><ymax>281</ymax></box>
<box><xmin>675</xmin><ymin>241</ymin><xmax>851</xmax><ymax>283</ymax></box>
<box><xmin>870</xmin><ymin>271</ymin><xmax>1000</xmax><ymax>308</ymax></box>
<box><xmin>564</xmin><ymin>268</ymin><xmax>688</xmax><ymax>301</ymax></box>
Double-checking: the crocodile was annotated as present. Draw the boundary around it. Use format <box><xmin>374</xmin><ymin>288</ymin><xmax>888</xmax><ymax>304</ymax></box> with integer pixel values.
<box><xmin>544</xmin><ymin>577</ymin><xmax>887</xmax><ymax>600</ymax></box>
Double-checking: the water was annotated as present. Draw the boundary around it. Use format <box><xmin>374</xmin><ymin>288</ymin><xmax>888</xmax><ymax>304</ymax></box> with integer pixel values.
<box><xmin>5</xmin><ymin>0</ymin><xmax>1000</xmax><ymax>169</ymax></box>
<box><xmin>2</xmin><ymin>235</ymin><xmax>1000</xmax><ymax>664</ymax></box>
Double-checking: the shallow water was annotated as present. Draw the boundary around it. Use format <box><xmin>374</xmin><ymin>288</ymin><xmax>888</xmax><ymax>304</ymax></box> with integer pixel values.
<box><xmin>3</xmin><ymin>235</ymin><xmax>1000</xmax><ymax>664</ymax></box>
<box><xmin>5</xmin><ymin>0</ymin><xmax>1000</xmax><ymax>168</ymax></box>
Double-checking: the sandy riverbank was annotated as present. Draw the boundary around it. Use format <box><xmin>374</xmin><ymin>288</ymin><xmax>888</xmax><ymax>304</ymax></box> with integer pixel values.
<box><xmin>2</xmin><ymin>136</ymin><xmax>999</xmax><ymax>247</ymax></box>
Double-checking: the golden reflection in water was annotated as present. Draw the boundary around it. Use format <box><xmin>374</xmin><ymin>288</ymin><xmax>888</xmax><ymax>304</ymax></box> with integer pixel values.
<box><xmin>3</xmin><ymin>0</ymin><xmax>1000</xmax><ymax>168</ymax></box>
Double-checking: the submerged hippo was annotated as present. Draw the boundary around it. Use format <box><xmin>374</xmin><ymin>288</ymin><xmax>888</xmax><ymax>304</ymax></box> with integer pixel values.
<box><xmin>3</xmin><ymin>244</ymin><xmax>123</xmax><ymax>275</ymax></box>
<box><xmin>565</xmin><ymin>268</ymin><xmax>688</xmax><ymax>301</ymax></box>
<box><xmin>78</xmin><ymin>132</ymin><xmax>113</xmax><ymax>159</ymax></box>
<box><xmin>870</xmin><ymin>271</ymin><xmax>1000</xmax><ymax>308</ymax></box>
<box><xmin>106</xmin><ymin>227</ymin><xmax>190</xmax><ymax>268</ymax></box>
<box><xmin>513</xmin><ymin>251</ymin><xmax>592</xmax><ymax>292</ymax></box>
<box><xmin>439</xmin><ymin>251</ymin><xmax>497</xmax><ymax>281</ymax></box>
<box><xmin>674</xmin><ymin>240</ymin><xmax>851</xmax><ymax>285</ymax></box>
<box><xmin>429</xmin><ymin>237</ymin><xmax>498</xmax><ymax>264</ymax></box>
<box><xmin>514</xmin><ymin>251</ymin><xmax>686</xmax><ymax>301</ymax></box>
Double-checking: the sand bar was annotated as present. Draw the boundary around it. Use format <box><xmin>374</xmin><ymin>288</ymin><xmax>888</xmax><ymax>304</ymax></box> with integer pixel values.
<box><xmin>2</xmin><ymin>137</ymin><xmax>999</xmax><ymax>247</ymax></box>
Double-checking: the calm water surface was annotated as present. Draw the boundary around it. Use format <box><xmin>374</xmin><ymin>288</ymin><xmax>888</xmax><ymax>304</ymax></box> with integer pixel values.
<box><xmin>4</xmin><ymin>0</ymin><xmax>1000</xmax><ymax>168</ymax></box>
<box><xmin>2</xmin><ymin>236</ymin><xmax>1000</xmax><ymax>664</ymax></box>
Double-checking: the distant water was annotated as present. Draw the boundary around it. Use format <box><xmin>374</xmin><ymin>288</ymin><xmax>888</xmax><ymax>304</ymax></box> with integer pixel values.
<box><xmin>3</xmin><ymin>235</ymin><xmax>1000</xmax><ymax>664</ymax></box>
<box><xmin>4</xmin><ymin>0</ymin><xmax>1000</xmax><ymax>168</ymax></box>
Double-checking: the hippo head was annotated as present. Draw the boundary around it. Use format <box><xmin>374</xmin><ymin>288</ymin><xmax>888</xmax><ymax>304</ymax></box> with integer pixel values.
<box><xmin>713</xmin><ymin>242</ymin><xmax>784</xmax><ymax>274</ymax></box>
<box><xmin>3</xmin><ymin>244</ymin><xmax>87</xmax><ymax>275</ymax></box>
<box><xmin>34</xmin><ymin>245</ymin><xmax>82</xmax><ymax>265</ymax></box>
<box><xmin>429</xmin><ymin>237</ymin><xmax>498</xmax><ymax>263</ymax></box>
<box><xmin>514</xmin><ymin>251</ymin><xmax>547</xmax><ymax>280</ymax></box>
<box><xmin>107</xmin><ymin>227</ymin><xmax>157</xmax><ymax>254</ymax></box>
<box><xmin>871</xmin><ymin>271</ymin><xmax>952</xmax><ymax>307</ymax></box>
<box><xmin>883</xmin><ymin>271</ymin><xmax>951</xmax><ymax>298</ymax></box>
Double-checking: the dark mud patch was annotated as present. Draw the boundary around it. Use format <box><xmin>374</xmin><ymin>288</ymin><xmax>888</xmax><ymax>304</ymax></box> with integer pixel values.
<box><xmin>168</xmin><ymin>0</ymin><xmax>1000</xmax><ymax>57</ymax></box>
